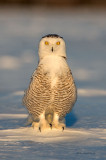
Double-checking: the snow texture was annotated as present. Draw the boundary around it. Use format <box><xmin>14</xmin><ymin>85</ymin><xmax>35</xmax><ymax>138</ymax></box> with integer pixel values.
<box><xmin>0</xmin><ymin>7</ymin><xmax>106</xmax><ymax>160</ymax></box>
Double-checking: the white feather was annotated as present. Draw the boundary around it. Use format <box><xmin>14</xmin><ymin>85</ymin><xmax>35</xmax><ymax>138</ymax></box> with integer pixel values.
<box><xmin>39</xmin><ymin>55</ymin><xmax>69</xmax><ymax>87</ymax></box>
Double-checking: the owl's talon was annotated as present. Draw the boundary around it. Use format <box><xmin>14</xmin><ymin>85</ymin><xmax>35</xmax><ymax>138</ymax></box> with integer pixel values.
<box><xmin>49</xmin><ymin>123</ymin><xmax>52</xmax><ymax>129</ymax></box>
<box><xmin>52</xmin><ymin>122</ymin><xmax>65</xmax><ymax>131</ymax></box>
<box><xmin>39</xmin><ymin>127</ymin><xmax>41</xmax><ymax>132</ymax></box>
<box><xmin>62</xmin><ymin>126</ymin><xmax>64</xmax><ymax>131</ymax></box>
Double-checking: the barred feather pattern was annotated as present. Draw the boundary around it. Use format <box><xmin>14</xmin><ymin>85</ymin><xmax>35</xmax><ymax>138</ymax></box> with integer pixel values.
<box><xmin>23</xmin><ymin>64</ymin><xmax>77</xmax><ymax>120</ymax></box>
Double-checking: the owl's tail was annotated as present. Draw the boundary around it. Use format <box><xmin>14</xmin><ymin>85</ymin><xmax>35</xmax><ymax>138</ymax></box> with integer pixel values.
<box><xmin>45</xmin><ymin>108</ymin><xmax>54</xmax><ymax>125</ymax></box>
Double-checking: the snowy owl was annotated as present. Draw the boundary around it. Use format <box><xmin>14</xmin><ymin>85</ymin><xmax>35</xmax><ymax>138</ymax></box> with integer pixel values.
<box><xmin>23</xmin><ymin>34</ymin><xmax>77</xmax><ymax>131</ymax></box>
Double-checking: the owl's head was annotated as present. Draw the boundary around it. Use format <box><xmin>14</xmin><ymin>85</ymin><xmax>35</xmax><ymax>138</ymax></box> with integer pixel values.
<box><xmin>38</xmin><ymin>34</ymin><xmax>67</xmax><ymax>60</ymax></box>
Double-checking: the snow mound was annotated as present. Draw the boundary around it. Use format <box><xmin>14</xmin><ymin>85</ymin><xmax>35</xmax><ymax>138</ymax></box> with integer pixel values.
<box><xmin>0</xmin><ymin>127</ymin><xmax>106</xmax><ymax>145</ymax></box>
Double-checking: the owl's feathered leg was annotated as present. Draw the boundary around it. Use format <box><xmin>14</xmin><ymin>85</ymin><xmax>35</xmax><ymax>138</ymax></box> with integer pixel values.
<box><xmin>39</xmin><ymin>118</ymin><xmax>49</xmax><ymax>132</ymax></box>
<box><xmin>32</xmin><ymin>112</ymin><xmax>50</xmax><ymax>131</ymax></box>
<box><xmin>52</xmin><ymin>113</ymin><xmax>65</xmax><ymax>131</ymax></box>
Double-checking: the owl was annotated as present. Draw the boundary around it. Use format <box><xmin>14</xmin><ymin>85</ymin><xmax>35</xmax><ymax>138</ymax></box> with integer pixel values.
<box><xmin>23</xmin><ymin>34</ymin><xmax>77</xmax><ymax>131</ymax></box>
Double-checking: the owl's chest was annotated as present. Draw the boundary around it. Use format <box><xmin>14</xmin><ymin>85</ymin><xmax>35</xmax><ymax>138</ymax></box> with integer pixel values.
<box><xmin>39</xmin><ymin>55</ymin><xmax>69</xmax><ymax>88</ymax></box>
<box><xmin>41</xmin><ymin>55</ymin><xmax>68</xmax><ymax>76</ymax></box>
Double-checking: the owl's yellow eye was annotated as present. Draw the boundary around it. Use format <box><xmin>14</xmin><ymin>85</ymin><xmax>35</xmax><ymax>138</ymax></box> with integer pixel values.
<box><xmin>45</xmin><ymin>41</ymin><xmax>49</xmax><ymax>45</ymax></box>
<box><xmin>56</xmin><ymin>41</ymin><xmax>60</xmax><ymax>45</ymax></box>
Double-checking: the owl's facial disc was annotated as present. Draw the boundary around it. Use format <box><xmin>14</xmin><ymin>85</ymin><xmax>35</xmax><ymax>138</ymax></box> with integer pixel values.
<box><xmin>39</xmin><ymin>34</ymin><xmax>67</xmax><ymax>59</ymax></box>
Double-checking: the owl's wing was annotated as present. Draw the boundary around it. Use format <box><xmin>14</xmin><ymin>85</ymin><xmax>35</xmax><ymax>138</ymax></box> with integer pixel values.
<box><xmin>23</xmin><ymin>65</ymin><xmax>51</xmax><ymax>119</ymax></box>
<box><xmin>53</xmin><ymin>69</ymin><xmax>77</xmax><ymax>119</ymax></box>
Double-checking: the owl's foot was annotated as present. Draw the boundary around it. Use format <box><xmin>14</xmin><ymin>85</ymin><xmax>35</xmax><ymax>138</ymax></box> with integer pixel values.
<box><xmin>32</xmin><ymin>121</ymin><xmax>65</xmax><ymax>131</ymax></box>
<box><xmin>32</xmin><ymin>113</ymin><xmax>65</xmax><ymax>131</ymax></box>
<box><xmin>53</xmin><ymin>122</ymin><xmax>65</xmax><ymax>131</ymax></box>
<box><xmin>52</xmin><ymin>113</ymin><xmax>65</xmax><ymax>131</ymax></box>
<box><xmin>38</xmin><ymin>120</ymin><xmax>50</xmax><ymax>132</ymax></box>
<box><xmin>32</xmin><ymin>121</ymin><xmax>50</xmax><ymax>132</ymax></box>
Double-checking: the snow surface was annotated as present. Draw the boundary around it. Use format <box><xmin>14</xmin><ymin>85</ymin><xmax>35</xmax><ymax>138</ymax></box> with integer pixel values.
<box><xmin>0</xmin><ymin>121</ymin><xmax>106</xmax><ymax>144</ymax></box>
<box><xmin>0</xmin><ymin>7</ymin><xmax>106</xmax><ymax>160</ymax></box>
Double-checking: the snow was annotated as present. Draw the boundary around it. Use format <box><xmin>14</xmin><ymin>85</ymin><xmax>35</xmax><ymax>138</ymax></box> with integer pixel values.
<box><xmin>0</xmin><ymin>7</ymin><xmax>106</xmax><ymax>160</ymax></box>
<box><xmin>0</xmin><ymin>123</ymin><xmax>106</xmax><ymax>144</ymax></box>
<box><xmin>0</xmin><ymin>126</ymin><xmax>106</xmax><ymax>160</ymax></box>
<box><xmin>0</xmin><ymin>114</ymin><xmax>27</xmax><ymax>120</ymax></box>
<box><xmin>78</xmin><ymin>88</ymin><xmax>106</xmax><ymax>97</ymax></box>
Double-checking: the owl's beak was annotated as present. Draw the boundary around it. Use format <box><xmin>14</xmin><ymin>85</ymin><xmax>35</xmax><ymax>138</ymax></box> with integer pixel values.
<box><xmin>51</xmin><ymin>47</ymin><xmax>53</xmax><ymax>52</ymax></box>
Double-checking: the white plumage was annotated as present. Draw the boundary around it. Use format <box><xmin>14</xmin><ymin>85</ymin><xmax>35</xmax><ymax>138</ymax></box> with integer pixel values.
<box><xmin>23</xmin><ymin>34</ymin><xmax>77</xmax><ymax>131</ymax></box>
